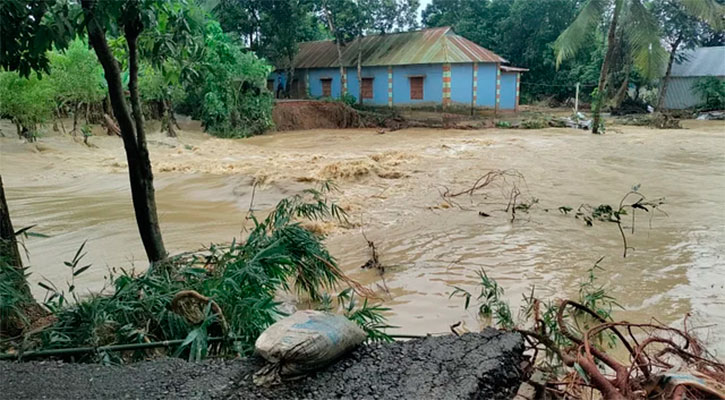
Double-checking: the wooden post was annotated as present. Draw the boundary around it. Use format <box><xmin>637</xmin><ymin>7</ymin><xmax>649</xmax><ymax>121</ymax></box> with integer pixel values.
<box><xmin>575</xmin><ymin>82</ymin><xmax>580</xmax><ymax>114</ymax></box>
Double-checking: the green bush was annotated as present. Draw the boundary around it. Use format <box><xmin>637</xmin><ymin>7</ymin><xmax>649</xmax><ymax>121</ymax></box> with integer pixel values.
<box><xmin>0</xmin><ymin>70</ymin><xmax>55</xmax><ymax>141</ymax></box>
<box><xmin>48</xmin><ymin>38</ymin><xmax>105</xmax><ymax>120</ymax></box>
<box><xmin>693</xmin><ymin>76</ymin><xmax>725</xmax><ymax>111</ymax></box>
<box><xmin>189</xmin><ymin>22</ymin><xmax>274</xmax><ymax>137</ymax></box>
<box><xmin>30</xmin><ymin>187</ymin><xmax>387</xmax><ymax>362</ymax></box>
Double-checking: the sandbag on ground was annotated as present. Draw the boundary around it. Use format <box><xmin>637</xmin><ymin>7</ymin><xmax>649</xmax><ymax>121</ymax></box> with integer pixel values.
<box><xmin>253</xmin><ymin>310</ymin><xmax>366</xmax><ymax>385</ymax></box>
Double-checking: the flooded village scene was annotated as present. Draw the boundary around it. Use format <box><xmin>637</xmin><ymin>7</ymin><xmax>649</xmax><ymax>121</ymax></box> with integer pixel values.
<box><xmin>1</xmin><ymin>0</ymin><xmax>724</xmax><ymax>399</ymax></box>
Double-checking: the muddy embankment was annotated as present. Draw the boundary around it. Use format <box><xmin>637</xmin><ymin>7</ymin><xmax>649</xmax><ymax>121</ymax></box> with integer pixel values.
<box><xmin>0</xmin><ymin>330</ymin><xmax>524</xmax><ymax>400</ymax></box>
<box><xmin>272</xmin><ymin>100</ymin><xmax>363</xmax><ymax>131</ymax></box>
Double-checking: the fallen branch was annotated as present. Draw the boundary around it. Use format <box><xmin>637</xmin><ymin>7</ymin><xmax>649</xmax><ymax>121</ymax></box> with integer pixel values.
<box><xmin>103</xmin><ymin>113</ymin><xmax>121</xmax><ymax>136</ymax></box>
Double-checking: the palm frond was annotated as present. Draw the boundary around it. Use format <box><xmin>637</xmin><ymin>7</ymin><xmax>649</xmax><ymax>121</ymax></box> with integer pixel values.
<box><xmin>680</xmin><ymin>0</ymin><xmax>725</xmax><ymax>30</ymax></box>
<box><xmin>624</xmin><ymin>0</ymin><xmax>668</xmax><ymax>81</ymax></box>
<box><xmin>554</xmin><ymin>0</ymin><xmax>609</xmax><ymax>68</ymax></box>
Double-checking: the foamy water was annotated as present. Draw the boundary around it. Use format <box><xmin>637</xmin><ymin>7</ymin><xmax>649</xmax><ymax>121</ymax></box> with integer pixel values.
<box><xmin>2</xmin><ymin>118</ymin><xmax>724</xmax><ymax>354</ymax></box>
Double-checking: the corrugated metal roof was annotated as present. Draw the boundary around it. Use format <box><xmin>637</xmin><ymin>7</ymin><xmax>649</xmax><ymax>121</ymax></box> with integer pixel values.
<box><xmin>292</xmin><ymin>27</ymin><xmax>508</xmax><ymax>68</ymax></box>
<box><xmin>671</xmin><ymin>46</ymin><xmax>725</xmax><ymax>77</ymax></box>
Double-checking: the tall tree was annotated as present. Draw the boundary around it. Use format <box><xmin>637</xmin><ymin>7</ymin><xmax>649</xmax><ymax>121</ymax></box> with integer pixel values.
<box><xmin>320</xmin><ymin>0</ymin><xmax>351</xmax><ymax>97</ymax></box>
<box><xmin>1</xmin><ymin>0</ymin><xmax>168</xmax><ymax>262</ymax></box>
<box><xmin>321</xmin><ymin>0</ymin><xmax>419</xmax><ymax>102</ymax></box>
<box><xmin>653</xmin><ymin>0</ymin><xmax>724</xmax><ymax>111</ymax></box>
<box><xmin>139</xmin><ymin>1</ymin><xmax>206</xmax><ymax>136</ymax></box>
<box><xmin>554</xmin><ymin>0</ymin><xmax>723</xmax><ymax>133</ymax></box>
<box><xmin>213</xmin><ymin>0</ymin><xmax>265</xmax><ymax>49</ymax></box>
<box><xmin>0</xmin><ymin>176</ymin><xmax>27</xmax><ymax>296</ymax></box>
<box><xmin>82</xmin><ymin>0</ymin><xmax>167</xmax><ymax>261</ymax></box>
<box><xmin>259</xmin><ymin>0</ymin><xmax>321</xmax><ymax>97</ymax></box>
<box><xmin>48</xmin><ymin>38</ymin><xmax>106</xmax><ymax>134</ymax></box>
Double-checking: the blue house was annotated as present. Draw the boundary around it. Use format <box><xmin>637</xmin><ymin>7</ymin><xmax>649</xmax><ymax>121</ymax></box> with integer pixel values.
<box><xmin>270</xmin><ymin>27</ymin><xmax>526</xmax><ymax>110</ymax></box>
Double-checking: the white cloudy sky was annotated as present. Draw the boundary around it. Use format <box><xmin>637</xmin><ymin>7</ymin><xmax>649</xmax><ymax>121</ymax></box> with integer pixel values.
<box><xmin>417</xmin><ymin>0</ymin><xmax>432</xmax><ymax>23</ymax></box>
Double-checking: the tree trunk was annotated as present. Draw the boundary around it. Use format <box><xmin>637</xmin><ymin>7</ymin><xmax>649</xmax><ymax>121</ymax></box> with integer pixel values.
<box><xmin>591</xmin><ymin>0</ymin><xmax>623</xmax><ymax>134</ymax></box>
<box><xmin>612</xmin><ymin>62</ymin><xmax>631</xmax><ymax>110</ymax></box>
<box><xmin>0</xmin><ymin>176</ymin><xmax>29</xmax><ymax>297</ymax></box>
<box><xmin>72</xmin><ymin>102</ymin><xmax>81</xmax><ymax>134</ymax></box>
<box><xmin>357</xmin><ymin>35</ymin><xmax>363</xmax><ymax>105</ymax></box>
<box><xmin>85</xmin><ymin>101</ymin><xmax>90</xmax><ymax>124</ymax></box>
<box><xmin>161</xmin><ymin>100</ymin><xmax>177</xmax><ymax>138</ymax></box>
<box><xmin>323</xmin><ymin>6</ymin><xmax>346</xmax><ymax>97</ymax></box>
<box><xmin>83</xmin><ymin>0</ymin><xmax>167</xmax><ymax>263</ymax></box>
<box><xmin>14</xmin><ymin>120</ymin><xmax>22</xmax><ymax>139</ymax></box>
<box><xmin>656</xmin><ymin>35</ymin><xmax>683</xmax><ymax>112</ymax></box>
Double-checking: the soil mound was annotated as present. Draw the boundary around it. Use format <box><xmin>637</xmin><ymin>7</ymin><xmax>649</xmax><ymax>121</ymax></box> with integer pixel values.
<box><xmin>273</xmin><ymin>101</ymin><xmax>361</xmax><ymax>131</ymax></box>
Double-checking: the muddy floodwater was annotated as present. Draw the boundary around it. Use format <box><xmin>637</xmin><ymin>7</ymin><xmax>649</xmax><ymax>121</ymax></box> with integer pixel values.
<box><xmin>2</xmin><ymin>118</ymin><xmax>724</xmax><ymax>353</ymax></box>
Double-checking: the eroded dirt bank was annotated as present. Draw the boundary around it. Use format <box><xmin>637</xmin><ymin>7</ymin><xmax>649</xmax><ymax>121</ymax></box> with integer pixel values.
<box><xmin>0</xmin><ymin>330</ymin><xmax>524</xmax><ymax>400</ymax></box>
<box><xmin>1</xmin><ymin>118</ymin><xmax>724</xmax><ymax>353</ymax></box>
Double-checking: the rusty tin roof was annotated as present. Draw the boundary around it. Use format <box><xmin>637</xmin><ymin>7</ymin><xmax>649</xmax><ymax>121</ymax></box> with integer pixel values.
<box><xmin>293</xmin><ymin>27</ymin><xmax>509</xmax><ymax>68</ymax></box>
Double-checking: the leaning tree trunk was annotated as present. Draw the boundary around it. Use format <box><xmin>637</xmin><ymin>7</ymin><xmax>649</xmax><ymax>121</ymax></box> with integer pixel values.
<box><xmin>72</xmin><ymin>102</ymin><xmax>81</xmax><ymax>134</ymax></box>
<box><xmin>591</xmin><ymin>0</ymin><xmax>623</xmax><ymax>134</ymax></box>
<box><xmin>161</xmin><ymin>99</ymin><xmax>177</xmax><ymax>137</ymax></box>
<box><xmin>83</xmin><ymin>1</ymin><xmax>167</xmax><ymax>263</ymax></box>
<box><xmin>0</xmin><ymin>175</ymin><xmax>29</xmax><ymax>297</ymax></box>
<box><xmin>656</xmin><ymin>35</ymin><xmax>683</xmax><ymax>112</ymax></box>
<box><xmin>612</xmin><ymin>62</ymin><xmax>631</xmax><ymax>110</ymax></box>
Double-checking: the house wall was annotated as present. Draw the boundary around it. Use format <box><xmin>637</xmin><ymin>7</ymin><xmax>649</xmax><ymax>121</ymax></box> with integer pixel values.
<box><xmin>392</xmin><ymin>64</ymin><xmax>443</xmax><ymax>105</ymax></box>
<box><xmin>664</xmin><ymin>76</ymin><xmax>725</xmax><ymax>109</ymax></box>
<box><xmin>476</xmin><ymin>64</ymin><xmax>497</xmax><ymax>107</ymax></box>
<box><xmin>345</xmin><ymin>66</ymin><xmax>389</xmax><ymax>105</ymax></box>
<box><xmin>308</xmin><ymin>68</ymin><xmax>343</xmax><ymax>98</ymax></box>
<box><xmin>450</xmin><ymin>64</ymin><xmax>473</xmax><ymax>105</ymax></box>
<box><xmin>281</xmin><ymin>62</ymin><xmax>519</xmax><ymax>109</ymax></box>
<box><xmin>500</xmin><ymin>72</ymin><xmax>517</xmax><ymax>110</ymax></box>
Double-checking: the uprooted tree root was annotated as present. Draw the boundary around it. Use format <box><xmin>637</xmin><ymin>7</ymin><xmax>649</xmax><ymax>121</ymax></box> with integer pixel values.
<box><xmin>518</xmin><ymin>300</ymin><xmax>725</xmax><ymax>400</ymax></box>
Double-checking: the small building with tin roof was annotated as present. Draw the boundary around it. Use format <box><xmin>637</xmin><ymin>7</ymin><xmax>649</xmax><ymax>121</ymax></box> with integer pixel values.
<box><xmin>663</xmin><ymin>46</ymin><xmax>725</xmax><ymax>109</ymax></box>
<box><xmin>269</xmin><ymin>27</ymin><xmax>527</xmax><ymax>110</ymax></box>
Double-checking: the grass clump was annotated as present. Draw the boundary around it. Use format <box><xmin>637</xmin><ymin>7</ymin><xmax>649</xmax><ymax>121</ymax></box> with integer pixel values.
<box><xmin>12</xmin><ymin>186</ymin><xmax>387</xmax><ymax>363</ymax></box>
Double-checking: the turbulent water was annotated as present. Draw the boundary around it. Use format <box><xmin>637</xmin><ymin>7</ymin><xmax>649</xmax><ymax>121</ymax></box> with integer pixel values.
<box><xmin>2</xmin><ymin>118</ymin><xmax>724</xmax><ymax>353</ymax></box>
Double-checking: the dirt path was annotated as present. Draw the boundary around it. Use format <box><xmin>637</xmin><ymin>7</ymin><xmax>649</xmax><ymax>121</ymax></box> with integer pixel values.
<box><xmin>0</xmin><ymin>330</ymin><xmax>524</xmax><ymax>400</ymax></box>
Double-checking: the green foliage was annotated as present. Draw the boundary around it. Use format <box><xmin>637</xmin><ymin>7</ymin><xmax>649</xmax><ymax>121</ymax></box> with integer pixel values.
<box><xmin>48</xmin><ymin>37</ymin><xmax>105</xmax><ymax>110</ymax></box>
<box><xmin>320</xmin><ymin>288</ymin><xmax>394</xmax><ymax>343</ymax></box>
<box><xmin>341</xmin><ymin>92</ymin><xmax>357</xmax><ymax>106</ymax></box>
<box><xmin>29</xmin><ymin>188</ymin><xmax>387</xmax><ymax>362</ymax></box>
<box><xmin>451</xmin><ymin>259</ymin><xmax>622</xmax><ymax>373</ymax></box>
<box><xmin>693</xmin><ymin>76</ymin><xmax>725</xmax><ymax>111</ymax></box>
<box><xmin>0</xmin><ymin>0</ymin><xmax>79</xmax><ymax>77</ymax></box>
<box><xmin>424</xmin><ymin>0</ymin><xmax>605</xmax><ymax>102</ymax></box>
<box><xmin>0</xmin><ymin>252</ymin><xmax>34</xmax><ymax>335</ymax></box>
<box><xmin>0</xmin><ymin>70</ymin><xmax>55</xmax><ymax>139</ymax></box>
<box><xmin>138</xmin><ymin>63</ymin><xmax>185</xmax><ymax>105</ymax></box>
<box><xmin>187</xmin><ymin>21</ymin><xmax>274</xmax><ymax>137</ymax></box>
<box><xmin>450</xmin><ymin>269</ymin><xmax>514</xmax><ymax>329</ymax></box>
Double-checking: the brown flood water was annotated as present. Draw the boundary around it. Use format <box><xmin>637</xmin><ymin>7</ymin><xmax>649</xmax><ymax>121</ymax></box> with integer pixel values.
<box><xmin>1</xmin><ymin>118</ymin><xmax>724</xmax><ymax>354</ymax></box>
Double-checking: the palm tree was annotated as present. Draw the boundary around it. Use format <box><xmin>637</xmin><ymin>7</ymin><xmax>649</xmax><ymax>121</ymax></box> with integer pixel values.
<box><xmin>554</xmin><ymin>0</ymin><xmax>722</xmax><ymax>134</ymax></box>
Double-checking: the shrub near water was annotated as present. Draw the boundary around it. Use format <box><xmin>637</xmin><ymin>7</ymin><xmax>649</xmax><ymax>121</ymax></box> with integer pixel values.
<box><xmin>30</xmin><ymin>187</ymin><xmax>384</xmax><ymax>362</ymax></box>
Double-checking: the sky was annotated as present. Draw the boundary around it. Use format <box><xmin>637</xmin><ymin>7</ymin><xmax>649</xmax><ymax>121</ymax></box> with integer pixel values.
<box><xmin>417</xmin><ymin>0</ymin><xmax>432</xmax><ymax>23</ymax></box>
